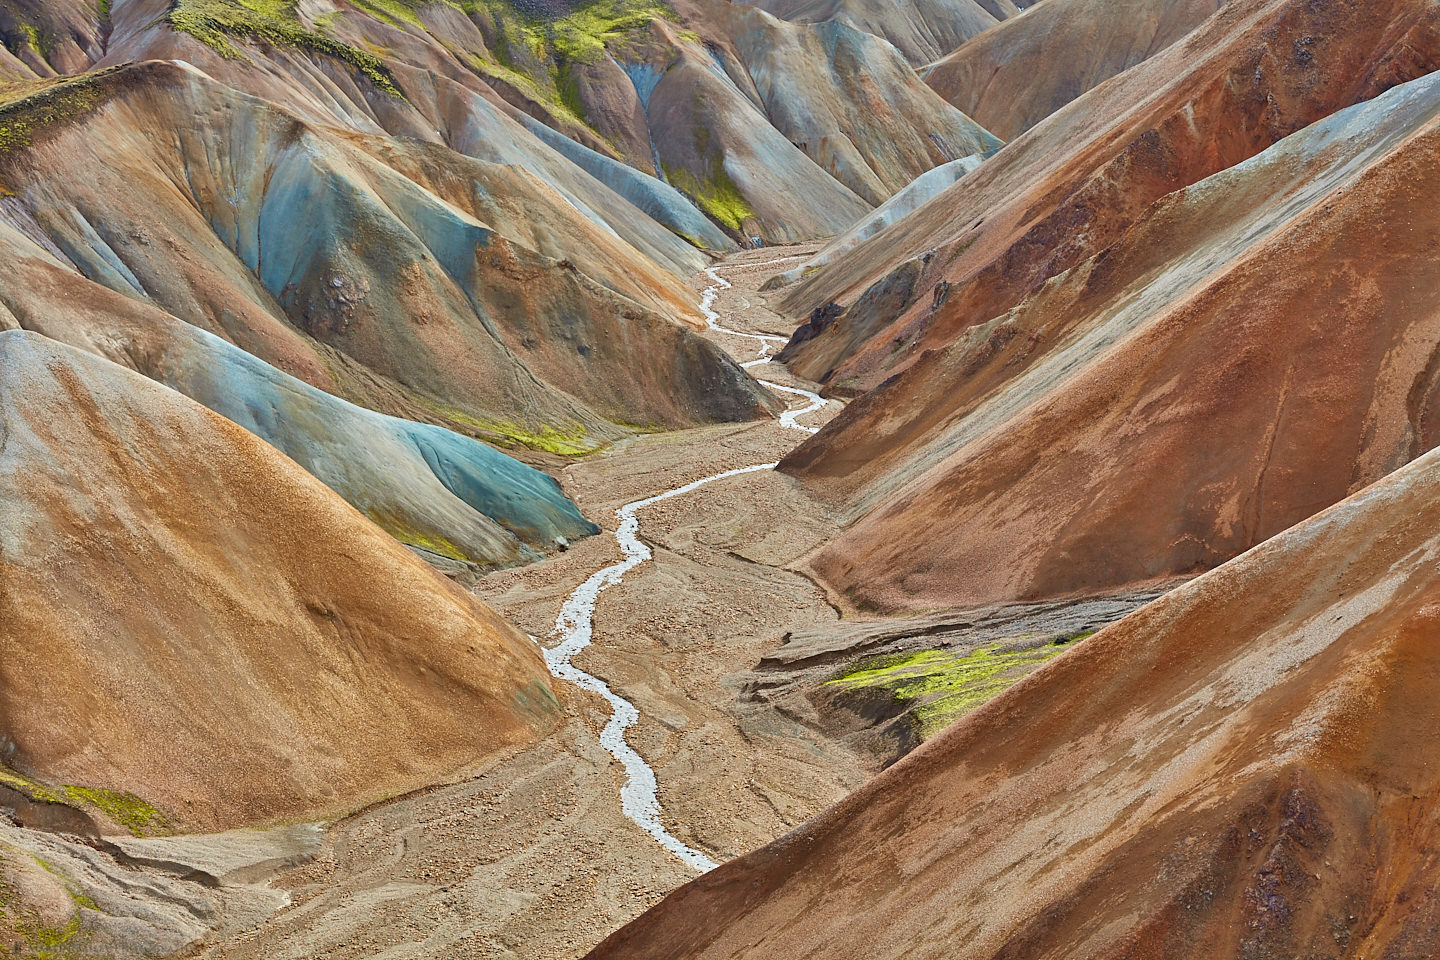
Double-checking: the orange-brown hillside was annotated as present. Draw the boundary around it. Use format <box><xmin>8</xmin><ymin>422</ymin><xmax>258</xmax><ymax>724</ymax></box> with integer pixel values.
<box><xmin>0</xmin><ymin>331</ymin><xmax>561</xmax><ymax>832</ymax></box>
<box><xmin>780</xmin><ymin>2</ymin><xmax>1440</xmax><ymax>612</ymax></box>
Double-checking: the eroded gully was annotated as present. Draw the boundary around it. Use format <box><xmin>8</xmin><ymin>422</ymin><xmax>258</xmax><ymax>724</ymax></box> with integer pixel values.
<box><xmin>541</xmin><ymin>256</ymin><xmax>826</xmax><ymax>873</ymax></box>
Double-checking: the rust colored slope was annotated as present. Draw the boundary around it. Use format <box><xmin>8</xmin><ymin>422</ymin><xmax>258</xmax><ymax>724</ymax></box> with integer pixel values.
<box><xmin>779</xmin><ymin>0</ymin><xmax>1440</xmax><ymax>393</ymax></box>
<box><xmin>791</xmin><ymin>68</ymin><xmax>1440</xmax><ymax>612</ymax></box>
<box><xmin>783</xmin><ymin>63</ymin><xmax>1440</xmax><ymax>515</ymax></box>
<box><xmin>0</xmin><ymin>331</ymin><xmax>561</xmax><ymax>832</ymax></box>
<box><xmin>925</xmin><ymin>0</ymin><xmax>1230</xmax><ymax>141</ymax></box>
<box><xmin>588</xmin><ymin>403</ymin><xmax>1440</xmax><ymax>960</ymax></box>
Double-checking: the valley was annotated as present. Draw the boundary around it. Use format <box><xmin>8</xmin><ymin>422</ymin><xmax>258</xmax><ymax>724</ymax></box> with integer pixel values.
<box><xmin>191</xmin><ymin>249</ymin><xmax>865</xmax><ymax>960</ymax></box>
<box><xmin>6</xmin><ymin>0</ymin><xmax>1440</xmax><ymax>956</ymax></box>
<box><xmin>39</xmin><ymin>249</ymin><xmax>1137</xmax><ymax>960</ymax></box>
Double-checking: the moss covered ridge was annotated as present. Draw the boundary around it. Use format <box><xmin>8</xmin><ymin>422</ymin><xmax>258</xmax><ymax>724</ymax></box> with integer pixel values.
<box><xmin>0</xmin><ymin>68</ymin><xmax>122</xmax><ymax>156</ymax></box>
<box><xmin>169</xmin><ymin>0</ymin><xmax>678</xmax><ymax>141</ymax></box>
<box><xmin>165</xmin><ymin>0</ymin><xmax>406</xmax><ymax>97</ymax></box>
<box><xmin>0</xmin><ymin>765</ymin><xmax>170</xmax><ymax>837</ymax></box>
<box><xmin>468</xmin><ymin>0</ymin><xmax>675</xmax><ymax>133</ymax></box>
<box><xmin>826</xmin><ymin>638</ymin><xmax>1086</xmax><ymax>738</ymax></box>
<box><xmin>475</xmin><ymin>0</ymin><xmax>676</xmax><ymax>65</ymax></box>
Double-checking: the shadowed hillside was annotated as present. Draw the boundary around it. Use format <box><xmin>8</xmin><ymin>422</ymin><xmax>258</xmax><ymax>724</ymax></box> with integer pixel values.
<box><xmin>925</xmin><ymin>0</ymin><xmax>1231</xmax><ymax>140</ymax></box>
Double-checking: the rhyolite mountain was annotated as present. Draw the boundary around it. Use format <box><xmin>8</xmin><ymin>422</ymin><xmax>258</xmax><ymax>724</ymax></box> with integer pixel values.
<box><xmin>0</xmin><ymin>331</ymin><xmax>563</xmax><ymax>831</ymax></box>
<box><xmin>1</xmin><ymin>0</ymin><xmax>999</xmax><ymax>241</ymax></box>
<box><xmin>0</xmin><ymin>224</ymin><xmax>600</xmax><ymax>568</ymax></box>
<box><xmin>775</xmin><ymin>0</ymin><xmax>1440</xmax><ymax>611</ymax></box>
<box><xmin>0</xmin><ymin>0</ymin><xmax>1006</xmax><ymax>568</ymax></box>
<box><xmin>778</xmin><ymin>0</ymin><xmax>1440</xmax><ymax>391</ymax></box>
<box><xmin>0</xmin><ymin>0</ymin><xmax>1002</xmax><ymax>849</ymax></box>
<box><xmin>10</xmin><ymin>0</ymin><xmax>1440</xmax><ymax>958</ymax></box>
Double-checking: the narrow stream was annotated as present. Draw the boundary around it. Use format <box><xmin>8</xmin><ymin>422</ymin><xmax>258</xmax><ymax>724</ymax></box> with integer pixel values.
<box><xmin>701</xmin><ymin>263</ymin><xmax>826</xmax><ymax>433</ymax></box>
<box><xmin>542</xmin><ymin>256</ymin><xmax>827</xmax><ymax>872</ymax></box>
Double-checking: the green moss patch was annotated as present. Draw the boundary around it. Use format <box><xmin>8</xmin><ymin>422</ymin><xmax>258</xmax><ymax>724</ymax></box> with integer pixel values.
<box><xmin>346</xmin><ymin>0</ymin><xmax>428</xmax><ymax>28</ymax></box>
<box><xmin>474</xmin><ymin>0</ymin><xmax>674</xmax><ymax>65</ymax></box>
<box><xmin>417</xmin><ymin>399</ymin><xmax>600</xmax><ymax>456</ymax></box>
<box><xmin>470</xmin><ymin>53</ymin><xmax>589</xmax><ymax>130</ymax></box>
<box><xmin>662</xmin><ymin>162</ymin><xmax>754</xmax><ymax>232</ymax></box>
<box><xmin>466</xmin><ymin>0</ymin><xmax>674</xmax><ymax>132</ymax></box>
<box><xmin>0</xmin><ymin>71</ymin><xmax>115</xmax><ymax>156</ymax></box>
<box><xmin>0</xmin><ymin>766</ymin><xmax>169</xmax><ymax>837</ymax></box>
<box><xmin>166</xmin><ymin>0</ymin><xmax>406</xmax><ymax>97</ymax></box>
<box><xmin>0</xmin><ymin>900</ymin><xmax>87</xmax><ymax>959</ymax></box>
<box><xmin>1</xmin><ymin>22</ymin><xmax>44</xmax><ymax>60</ymax></box>
<box><xmin>0</xmin><ymin>850</ymin><xmax>103</xmax><ymax>959</ymax></box>
<box><xmin>472</xmin><ymin>419</ymin><xmax>593</xmax><ymax>456</ymax></box>
<box><xmin>363</xmin><ymin>509</ymin><xmax>473</xmax><ymax>562</ymax></box>
<box><xmin>544</xmin><ymin>0</ymin><xmax>675</xmax><ymax>63</ymax></box>
<box><xmin>58</xmin><ymin>786</ymin><xmax>168</xmax><ymax>837</ymax></box>
<box><xmin>826</xmin><ymin>642</ymin><xmax>1077</xmax><ymax>739</ymax></box>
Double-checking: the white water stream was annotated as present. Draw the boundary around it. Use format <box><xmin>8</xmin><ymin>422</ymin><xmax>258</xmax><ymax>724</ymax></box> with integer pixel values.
<box><xmin>700</xmin><ymin>263</ymin><xmax>826</xmax><ymax>433</ymax></box>
<box><xmin>542</xmin><ymin>257</ymin><xmax>827</xmax><ymax>872</ymax></box>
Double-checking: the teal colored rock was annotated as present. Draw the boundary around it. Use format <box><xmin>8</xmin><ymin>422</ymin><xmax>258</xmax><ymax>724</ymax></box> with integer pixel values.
<box><xmin>170</xmin><ymin>322</ymin><xmax>601</xmax><ymax>564</ymax></box>
<box><xmin>516</xmin><ymin>113</ymin><xmax>737</xmax><ymax>253</ymax></box>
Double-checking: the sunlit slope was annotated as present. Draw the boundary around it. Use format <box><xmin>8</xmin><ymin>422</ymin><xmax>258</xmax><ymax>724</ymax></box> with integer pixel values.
<box><xmin>0</xmin><ymin>331</ymin><xmax>563</xmax><ymax>831</ymax></box>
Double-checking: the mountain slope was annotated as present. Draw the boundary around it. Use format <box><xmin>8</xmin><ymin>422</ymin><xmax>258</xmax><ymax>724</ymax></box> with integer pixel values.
<box><xmin>764</xmin><ymin>154</ymin><xmax>985</xmax><ymax>290</ymax></box>
<box><xmin>925</xmin><ymin>0</ymin><xmax>1231</xmax><ymax>140</ymax></box>
<box><xmin>778</xmin><ymin>0</ymin><xmax>1440</xmax><ymax>394</ymax></box>
<box><xmin>712</xmin><ymin>5</ymin><xmax>1001</xmax><ymax>206</ymax></box>
<box><xmin>588</xmin><ymin>403</ymin><xmax>1440</xmax><ymax>960</ymax></box>
<box><xmin>0</xmin><ymin>331</ymin><xmax>563</xmax><ymax>832</ymax></box>
<box><xmin>785</xmin><ymin>66</ymin><xmax>1440</xmax><ymax>612</ymax></box>
<box><xmin>0</xmin><ymin>0</ymin><xmax>105</xmax><ymax>78</ymax></box>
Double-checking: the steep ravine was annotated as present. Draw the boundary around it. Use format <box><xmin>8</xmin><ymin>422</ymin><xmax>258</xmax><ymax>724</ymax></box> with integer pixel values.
<box><xmin>42</xmin><ymin>247</ymin><xmax>1150</xmax><ymax>960</ymax></box>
